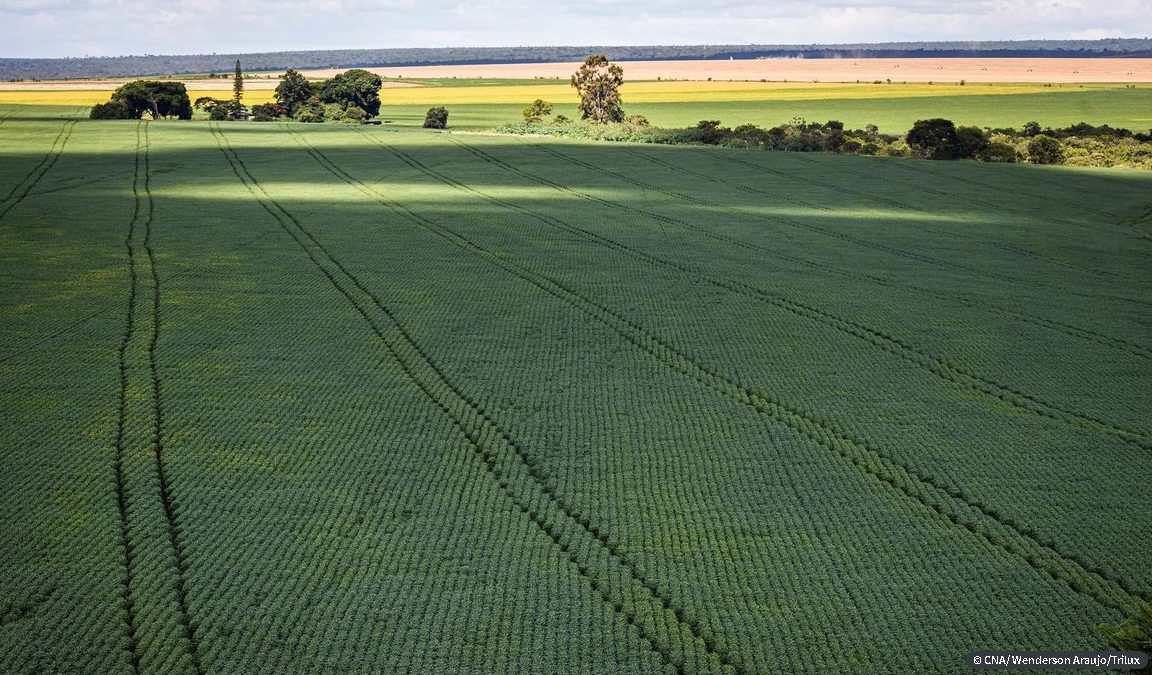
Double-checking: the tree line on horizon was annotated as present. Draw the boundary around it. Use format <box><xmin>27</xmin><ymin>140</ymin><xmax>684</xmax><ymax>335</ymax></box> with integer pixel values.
<box><xmin>5</xmin><ymin>38</ymin><xmax>1151</xmax><ymax>80</ymax></box>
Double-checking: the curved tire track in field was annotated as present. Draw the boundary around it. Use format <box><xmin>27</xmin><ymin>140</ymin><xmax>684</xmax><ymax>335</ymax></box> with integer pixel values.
<box><xmin>776</xmin><ymin>152</ymin><xmax>1145</xmax><ymax>282</ymax></box>
<box><xmin>622</xmin><ymin>147</ymin><xmax>1150</xmax><ymax>359</ymax></box>
<box><xmin>537</xmin><ymin>141</ymin><xmax>1151</xmax><ymax>310</ymax></box>
<box><xmin>295</xmin><ymin>129</ymin><xmax>1145</xmax><ymax>616</ymax></box>
<box><xmin>114</xmin><ymin>122</ymin><xmax>147</xmax><ymax>675</ymax></box>
<box><xmin>140</xmin><ymin>124</ymin><xmax>204</xmax><ymax>675</ymax></box>
<box><xmin>116</xmin><ymin>123</ymin><xmax>203</xmax><ymax>675</ymax></box>
<box><xmin>631</xmin><ymin>147</ymin><xmax>1152</xmax><ymax>357</ymax></box>
<box><xmin>885</xmin><ymin>158</ymin><xmax>1126</xmax><ymax>223</ymax></box>
<box><xmin>630</xmin><ymin>146</ymin><xmax>1146</xmax><ymax>287</ymax></box>
<box><xmin>447</xmin><ymin>137</ymin><xmax>1151</xmax><ymax>448</ymax></box>
<box><xmin>0</xmin><ymin>105</ymin><xmax>25</xmax><ymax>124</ymax></box>
<box><xmin>217</xmin><ymin>124</ymin><xmax>741</xmax><ymax>675</ymax></box>
<box><xmin>0</xmin><ymin>120</ymin><xmax>76</xmax><ymax>224</ymax></box>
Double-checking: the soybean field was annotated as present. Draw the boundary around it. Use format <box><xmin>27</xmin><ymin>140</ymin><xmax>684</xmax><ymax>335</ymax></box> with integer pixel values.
<box><xmin>1</xmin><ymin>107</ymin><xmax>1150</xmax><ymax>673</ymax></box>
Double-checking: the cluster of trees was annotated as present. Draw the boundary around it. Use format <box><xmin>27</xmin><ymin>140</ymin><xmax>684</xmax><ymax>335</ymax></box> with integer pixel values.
<box><xmin>496</xmin><ymin>114</ymin><xmax>1152</xmax><ymax>168</ymax></box>
<box><xmin>271</xmin><ymin>68</ymin><xmax>383</xmax><ymax>123</ymax></box>
<box><xmin>90</xmin><ymin>80</ymin><xmax>192</xmax><ymax>120</ymax></box>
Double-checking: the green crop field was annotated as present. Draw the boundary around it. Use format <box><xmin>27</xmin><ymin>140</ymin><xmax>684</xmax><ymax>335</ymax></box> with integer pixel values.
<box><xmin>1</xmin><ymin>104</ymin><xmax>1150</xmax><ymax>673</ymax></box>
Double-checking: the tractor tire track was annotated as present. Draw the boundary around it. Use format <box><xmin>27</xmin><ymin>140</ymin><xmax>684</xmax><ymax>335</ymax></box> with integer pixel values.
<box><xmin>447</xmin><ymin>137</ymin><xmax>1152</xmax><ymax>448</ymax></box>
<box><xmin>0</xmin><ymin>105</ymin><xmax>25</xmax><ymax>124</ymax></box>
<box><xmin>0</xmin><ymin>120</ymin><xmax>76</xmax><ymax>223</ymax></box>
<box><xmin>113</xmin><ymin>121</ymin><xmax>147</xmax><ymax>675</ymax></box>
<box><xmin>538</xmin><ymin>141</ymin><xmax>1150</xmax><ymax>309</ymax></box>
<box><xmin>633</xmin><ymin>147</ymin><xmax>1143</xmax><ymax>285</ymax></box>
<box><xmin>886</xmin><ymin>158</ymin><xmax>1124</xmax><ymax>222</ymax></box>
<box><xmin>622</xmin><ymin>147</ymin><xmax>1151</xmax><ymax>359</ymax></box>
<box><xmin>140</xmin><ymin>123</ymin><xmax>204</xmax><ymax>675</ymax></box>
<box><xmin>292</xmin><ymin>129</ymin><xmax>1145</xmax><ymax>616</ymax></box>
<box><xmin>115</xmin><ymin>123</ymin><xmax>203</xmax><ymax>675</ymax></box>
<box><xmin>217</xmin><ymin>124</ymin><xmax>740</xmax><ymax>675</ymax></box>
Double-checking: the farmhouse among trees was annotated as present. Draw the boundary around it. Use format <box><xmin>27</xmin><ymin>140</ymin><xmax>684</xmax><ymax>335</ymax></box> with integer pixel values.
<box><xmin>571</xmin><ymin>54</ymin><xmax>624</xmax><ymax>123</ymax></box>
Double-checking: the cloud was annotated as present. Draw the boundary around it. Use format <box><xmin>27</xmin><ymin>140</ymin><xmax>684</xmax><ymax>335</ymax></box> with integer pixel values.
<box><xmin>0</xmin><ymin>0</ymin><xmax>1147</xmax><ymax>58</ymax></box>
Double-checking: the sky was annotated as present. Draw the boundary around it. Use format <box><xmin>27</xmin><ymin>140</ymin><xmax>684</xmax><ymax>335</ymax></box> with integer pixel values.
<box><xmin>1</xmin><ymin>0</ymin><xmax>1148</xmax><ymax>59</ymax></box>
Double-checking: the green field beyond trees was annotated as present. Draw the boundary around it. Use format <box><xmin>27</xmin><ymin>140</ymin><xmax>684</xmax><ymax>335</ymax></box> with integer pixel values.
<box><xmin>1</xmin><ymin>107</ymin><xmax>1150</xmax><ymax>673</ymax></box>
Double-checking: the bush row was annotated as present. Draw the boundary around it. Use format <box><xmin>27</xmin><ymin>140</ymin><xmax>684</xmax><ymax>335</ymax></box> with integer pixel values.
<box><xmin>494</xmin><ymin>117</ymin><xmax>1152</xmax><ymax>169</ymax></box>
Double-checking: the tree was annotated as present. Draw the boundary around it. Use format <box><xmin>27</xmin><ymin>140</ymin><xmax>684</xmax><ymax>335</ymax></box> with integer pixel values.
<box><xmin>231</xmin><ymin>59</ymin><xmax>244</xmax><ymax>117</ymax></box>
<box><xmin>1027</xmin><ymin>135</ymin><xmax>1064</xmax><ymax>164</ymax></box>
<box><xmin>94</xmin><ymin>80</ymin><xmax>192</xmax><ymax>120</ymax></box>
<box><xmin>423</xmin><ymin>106</ymin><xmax>449</xmax><ymax>129</ymax></box>
<box><xmin>907</xmin><ymin>118</ymin><xmax>961</xmax><ymax>159</ymax></box>
<box><xmin>954</xmin><ymin>126</ymin><xmax>989</xmax><ymax>159</ymax></box>
<box><xmin>571</xmin><ymin>54</ymin><xmax>624</xmax><ymax>123</ymax></box>
<box><xmin>275</xmin><ymin>69</ymin><xmax>314</xmax><ymax>114</ymax></box>
<box><xmin>318</xmin><ymin>69</ymin><xmax>383</xmax><ymax>118</ymax></box>
<box><xmin>522</xmin><ymin>99</ymin><xmax>553</xmax><ymax>123</ymax></box>
<box><xmin>89</xmin><ymin>100</ymin><xmax>133</xmax><ymax>120</ymax></box>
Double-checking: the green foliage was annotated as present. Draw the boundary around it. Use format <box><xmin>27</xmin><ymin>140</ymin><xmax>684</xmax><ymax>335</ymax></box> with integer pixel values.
<box><xmin>1100</xmin><ymin>603</ymin><xmax>1152</xmax><ymax>673</ymax></box>
<box><xmin>89</xmin><ymin>99</ymin><xmax>134</xmax><ymax>119</ymax></box>
<box><xmin>318</xmin><ymin>68</ymin><xmax>383</xmax><ymax>118</ymax></box>
<box><xmin>193</xmin><ymin>96</ymin><xmax>225</xmax><ymax>111</ymax></box>
<box><xmin>208</xmin><ymin>105</ymin><xmax>230</xmax><ymax>121</ymax></box>
<box><xmin>523</xmin><ymin>99</ymin><xmax>553</xmax><ymax>122</ymax></box>
<box><xmin>571</xmin><ymin>54</ymin><xmax>624</xmax><ymax>124</ymax></box>
<box><xmin>99</xmin><ymin>80</ymin><xmax>192</xmax><ymax>120</ymax></box>
<box><xmin>3</xmin><ymin>117</ymin><xmax>1149</xmax><ymax>674</ymax></box>
<box><xmin>1028</xmin><ymin>134</ymin><xmax>1065</xmax><ymax>164</ymax></box>
<box><xmin>978</xmin><ymin>142</ymin><xmax>1018</xmax><ymax>163</ymax></box>
<box><xmin>955</xmin><ymin>126</ymin><xmax>989</xmax><ymax>159</ymax></box>
<box><xmin>231</xmin><ymin>59</ymin><xmax>244</xmax><ymax>116</ymax></box>
<box><xmin>250</xmin><ymin>103</ymin><xmax>290</xmax><ymax>122</ymax></box>
<box><xmin>907</xmin><ymin>118</ymin><xmax>961</xmax><ymax>160</ymax></box>
<box><xmin>293</xmin><ymin>104</ymin><xmax>324</xmax><ymax>123</ymax></box>
<box><xmin>423</xmin><ymin>106</ymin><xmax>449</xmax><ymax>129</ymax></box>
<box><xmin>275</xmin><ymin>69</ymin><xmax>315</xmax><ymax>114</ymax></box>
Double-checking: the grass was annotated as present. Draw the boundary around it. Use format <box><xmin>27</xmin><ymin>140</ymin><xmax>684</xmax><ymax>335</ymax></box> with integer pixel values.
<box><xmin>1</xmin><ymin>108</ymin><xmax>1150</xmax><ymax>673</ymax></box>
<box><xmin>3</xmin><ymin>79</ymin><xmax>1151</xmax><ymax>131</ymax></box>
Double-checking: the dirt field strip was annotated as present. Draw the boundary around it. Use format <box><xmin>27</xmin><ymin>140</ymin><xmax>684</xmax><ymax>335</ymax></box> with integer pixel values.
<box><xmin>302</xmin><ymin>57</ymin><xmax>1152</xmax><ymax>83</ymax></box>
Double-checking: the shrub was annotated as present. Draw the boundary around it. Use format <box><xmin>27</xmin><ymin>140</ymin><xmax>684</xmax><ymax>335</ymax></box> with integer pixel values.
<box><xmin>342</xmin><ymin>106</ymin><xmax>367</xmax><ymax>123</ymax></box>
<box><xmin>1027</xmin><ymin>135</ymin><xmax>1064</xmax><ymax>164</ymax></box>
<box><xmin>625</xmin><ymin>115</ymin><xmax>650</xmax><ymax>127</ymax></box>
<box><xmin>1099</xmin><ymin>602</ymin><xmax>1152</xmax><ymax>674</ymax></box>
<box><xmin>322</xmin><ymin>103</ymin><xmax>346</xmax><ymax>123</ymax></box>
<box><xmin>523</xmin><ymin>99</ymin><xmax>553</xmax><ymax>121</ymax></box>
<box><xmin>293</xmin><ymin>106</ymin><xmax>324</xmax><ymax>123</ymax></box>
<box><xmin>89</xmin><ymin>100</ymin><xmax>134</xmax><ymax>120</ymax></box>
<box><xmin>978</xmin><ymin>142</ymin><xmax>1018</xmax><ymax>163</ymax></box>
<box><xmin>423</xmin><ymin>106</ymin><xmax>449</xmax><ymax>129</ymax></box>
<box><xmin>954</xmin><ymin>126</ymin><xmax>989</xmax><ymax>159</ymax></box>
<box><xmin>208</xmin><ymin>105</ymin><xmax>230</xmax><ymax>121</ymax></box>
